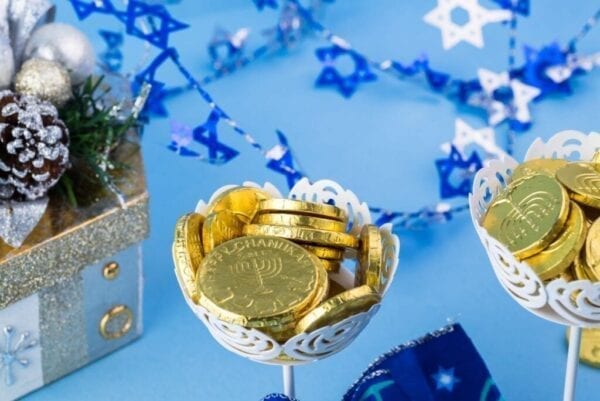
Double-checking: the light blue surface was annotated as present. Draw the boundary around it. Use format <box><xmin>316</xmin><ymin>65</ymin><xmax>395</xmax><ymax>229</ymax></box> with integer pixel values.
<box><xmin>29</xmin><ymin>1</ymin><xmax>600</xmax><ymax>400</ymax></box>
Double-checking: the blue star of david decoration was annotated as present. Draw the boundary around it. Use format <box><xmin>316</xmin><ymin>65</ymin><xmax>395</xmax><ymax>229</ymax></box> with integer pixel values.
<box><xmin>315</xmin><ymin>45</ymin><xmax>377</xmax><ymax>98</ymax></box>
<box><xmin>517</xmin><ymin>43</ymin><xmax>571</xmax><ymax>97</ymax></box>
<box><xmin>192</xmin><ymin>110</ymin><xmax>239</xmax><ymax>163</ymax></box>
<box><xmin>208</xmin><ymin>28</ymin><xmax>247</xmax><ymax>72</ymax></box>
<box><xmin>436</xmin><ymin>146</ymin><xmax>483</xmax><ymax>199</ymax></box>
<box><xmin>431</xmin><ymin>366</ymin><xmax>462</xmax><ymax>392</ymax></box>
<box><xmin>121</xmin><ymin>0</ymin><xmax>188</xmax><ymax>49</ymax></box>
<box><xmin>99</xmin><ymin>30</ymin><xmax>124</xmax><ymax>72</ymax></box>
<box><xmin>254</xmin><ymin>0</ymin><xmax>278</xmax><ymax>10</ymax></box>
<box><xmin>69</xmin><ymin>0</ymin><xmax>118</xmax><ymax>20</ymax></box>
<box><xmin>266</xmin><ymin>130</ymin><xmax>303</xmax><ymax>189</ymax></box>
<box><xmin>491</xmin><ymin>0</ymin><xmax>530</xmax><ymax>16</ymax></box>
<box><xmin>132</xmin><ymin>48</ymin><xmax>177</xmax><ymax>117</ymax></box>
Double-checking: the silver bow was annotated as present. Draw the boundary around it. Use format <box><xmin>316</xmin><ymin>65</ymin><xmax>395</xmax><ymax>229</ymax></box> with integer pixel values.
<box><xmin>0</xmin><ymin>0</ymin><xmax>55</xmax><ymax>89</ymax></box>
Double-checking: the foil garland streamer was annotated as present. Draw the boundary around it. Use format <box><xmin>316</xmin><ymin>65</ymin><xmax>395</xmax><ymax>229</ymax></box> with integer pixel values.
<box><xmin>0</xmin><ymin>197</ymin><xmax>48</xmax><ymax>248</ymax></box>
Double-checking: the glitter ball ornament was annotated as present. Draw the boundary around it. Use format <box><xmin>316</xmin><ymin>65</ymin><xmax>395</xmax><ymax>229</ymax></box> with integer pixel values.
<box><xmin>0</xmin><ymin>90</ymin><xmax>69</xmax><ymax>201</ymax></box>
<box><xmin>23</xmin><ymin>23</ymin><xmax>95</xmax><ymax>85</ymax></box>
<box><xmin>15</xmin><ymin>58</ymin><xmax>72</xmax><ymax>107</ymax></box>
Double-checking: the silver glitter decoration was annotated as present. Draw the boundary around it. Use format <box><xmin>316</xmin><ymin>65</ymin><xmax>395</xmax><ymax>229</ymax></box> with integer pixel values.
<box><xmin>0</xmin><ymin>197</ymin><xmax>48</xmax><ymax>248</ymax></box>
<box><xmin>39</xmin><ymin>276</ymin><xmax>87</xmax><ymax>383</ymax></box>
<box><xmin>7</xmin><ymin>0</ymin><xmax>55</xmax><ymax>67</ymax></box>
<box><xmin>24</xmin><ymin>22</ymin><xmax>95</xmax><ymax>85</ymax></box>
<box><xmin>15</xmin><ymin>58</ymin><xmax>72</xmax><ymax>106</ymax></box>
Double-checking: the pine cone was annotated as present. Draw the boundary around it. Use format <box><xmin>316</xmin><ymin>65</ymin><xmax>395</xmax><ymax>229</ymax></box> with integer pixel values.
<box><xmin>0</xmin><ymin>90</ymin><xmax>69</xmax><ymax>201</ymax></box>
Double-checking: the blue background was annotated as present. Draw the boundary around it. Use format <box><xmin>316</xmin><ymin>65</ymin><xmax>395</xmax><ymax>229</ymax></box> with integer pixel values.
<box><xmin>28</xmin><ymin>1</ymin><xmax>600</xmax><ymax>400</ymax></box>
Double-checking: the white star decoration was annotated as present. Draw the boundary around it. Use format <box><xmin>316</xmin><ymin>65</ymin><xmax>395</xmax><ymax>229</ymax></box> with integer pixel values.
<box><xmin>423</xmin><ymin>0</ymin><xmax>512</xmax><ymax>49</ymax></box>
<box><xmin>441</xmin><ymin>118</ymin><xmax>507</xmax><ymax>160</ymax></box>
<box><xmin>546</xmin><ymin>52</ymin><xmax>600</xmax><ymax>83</ymax></box>
<box><xmin>432</xmin><ymin>366</ymin><xmax>461</xmax><ymax>392</ymax></box>
<box><xmin>477</xmin><ymin>68</ymin><xmax>540</xmax><ymax>126</ymax></box>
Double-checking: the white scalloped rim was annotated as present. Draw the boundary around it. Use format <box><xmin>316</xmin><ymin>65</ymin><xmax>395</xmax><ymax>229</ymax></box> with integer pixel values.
<box><xmin>469</xmin><ymin>130</ymin><xmax>600</xmax><ymax>327</ymax></box>
<box><xmin>181</xmin><ymin>179</ymin><xmax>400</xmax><ymax>365</ymax></box>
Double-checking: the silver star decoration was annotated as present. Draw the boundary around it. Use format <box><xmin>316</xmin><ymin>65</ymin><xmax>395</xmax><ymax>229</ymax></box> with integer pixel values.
<box><xmin>441</xmin><ymin>118</ymin><xmax>507</xmax><ymax>160</ymax></box>
<box><xmin>477</xmin><ymin>68</ymin><xmax>540</xmax><ymax>126</ymax></box>
<box><xmin>423</xmin><ymin>0</ymin><xmax>512</xmax><ymax>50</ymax></box>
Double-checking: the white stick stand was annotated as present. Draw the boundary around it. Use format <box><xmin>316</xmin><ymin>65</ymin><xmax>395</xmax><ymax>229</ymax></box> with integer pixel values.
<box><xmin>282</xmin><ymin>365</ymin><xmax>296</xmax><ymax>399</ymax></box>
<box><xmin>563</xmin><ymin>326</ymin><xmax>582</xmax><ymax>401</ymax></box>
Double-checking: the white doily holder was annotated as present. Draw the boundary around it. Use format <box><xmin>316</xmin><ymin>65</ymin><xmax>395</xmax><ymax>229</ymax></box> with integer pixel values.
<box><xmin>175</xmin><ymin>179</ymin><xmax>400</xmax><ymax>398</ymax></box>
<box><xmin>469</xmin><ymin>130</ymin><xmax>600</xmax><ymax>401</ymax></box>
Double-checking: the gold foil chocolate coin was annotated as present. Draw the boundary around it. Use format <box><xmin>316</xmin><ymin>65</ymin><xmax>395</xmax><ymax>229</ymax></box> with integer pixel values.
<box><xmin>244</xmin><ymin>224</ymin><xmax>359</xmax><ymax>248</ymax></box>
<box><xmin>202</xmin><ymin>210</ymin><xmax>246</xmax><ymax>254</ymax></box>
<box><xmin>302</xmin><ymin>244</ymin><xmax>345</xmax><ymax>260</ymax></box>
<box><xmin>206</xmin><ymin>186</ymin><xmax>272</xmax><ymax>223</ymax></box>
<box><xmin>254</xmin><ymin>212</ymin><xmax>347</xmax><ymax>232</ymax></box>
<box><xmin>319</xmin><ymin>259</ymin><xmax>341</xmax><ymax>273</ymax></box>
<box><xmin>197</xmin><ymin>236</ymin><xmax>322</xmax><ymax>328</ymax></box>
<box><xmin>173</xmin><ymin>213</ymin><xmax>205</xmax><ymax>303</ymax></box>
<box><xmin>257</xmin><ymin>198</ymin><xmax>347</xmax><ymax>222</ymax></box>
<box><xmin>355</xmin><ymin>225</ymin><xmax>384</xmax><ymax>291</ymax></box>
<box><xmin>512</xmin><ymin>158</ymin><xmax>568</xmax><ymax>181</ymax></box>
<box><xmin>585</xmin><ymin>218</ymin><xmax>600</xmax><ymax>278</ymax></box>
<box><xmin>524</xmin><ymin>202</ymin><xmax>587</xmax><ymax>281</ymax></box>
<box><xmin>567</xmin><ymin>328</ymin><xmax>600</xmax><ymax>368</ymax></box>
<box><xmin>483</xmin><ymin>174</ymin><xmax>570</xmax><ymax>259</ymax></box>
<box><xmin>556</xmin><ymin>163</ymin><xmax>600</xmax><ymax>209</ymax></box>
<box><xmin>295</xmin><ymin>285</ymin><xmax>380</xmax><ymax>333</ymax></box>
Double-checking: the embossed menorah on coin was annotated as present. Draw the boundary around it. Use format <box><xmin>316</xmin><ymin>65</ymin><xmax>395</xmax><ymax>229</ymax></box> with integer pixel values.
<box><xmin>172</xmin><ymin>179</ymin><xmax>400</xmax><ymax>398</ymax></box>
<box><xmin>470</xmin><ymin>130</ymin><xmax>600</xmax><ymax>401</ymax></box>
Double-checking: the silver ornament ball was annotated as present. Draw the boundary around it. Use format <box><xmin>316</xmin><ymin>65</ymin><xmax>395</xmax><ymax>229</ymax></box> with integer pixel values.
<box><xmin>15</xmin><ymin>58</ymin><xmax>72</xmax><ymax>106</ymax></box>
<box><xmin>0</xmin><ymin>36</ymin><xmax>14</xmax><ymax>89</ymax></box>
<box><xmin>23</xmin><ymin>22</ymin><xmax>95</xmax><ymax>85</ymax></box>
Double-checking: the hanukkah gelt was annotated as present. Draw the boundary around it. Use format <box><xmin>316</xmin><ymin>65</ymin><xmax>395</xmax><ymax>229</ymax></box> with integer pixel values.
<box><xmin>303</xmin><ymin>244</ymin><xmax>345</xmax><ymax>260</ymax></box>
<box><xmin>524</xmin><ymin>202</ymin><xmax>587</xmax><ymax>280</ymax></box>
<box><xmin>295</xmin><ymin>285</ymin><xmax>380</xmax><ymax>333</ymax></box>
<box><xmin>206</xmin><ymin>186</ymin><xmax>272</xmax><ymax>223</ymax></box>
<box><xmin>556</xmin><ymin>163</ymin><xmax>600</xmax><ymax>209</ymax></box>
<box><xmin>202</xmin><ymin>210</ymin><xmax>246</xmax><ymax>254</ymax></box>
<box><xmin>243</xmin><ymin>224</ymin><xmax>359</xmax><ymax>248</ymax></box>
<box><xmin>319</xmin><ymin>259</ymin><xmax>341</xmax><ymax>273</ymax></box>
<box><xmin>483</xmin><ymin>174</ymin><xmax>570</xmax><ymax>259</ymax></box>
<box><xmin>585</xmin><ymin>218</ymin><xmax>600</xmax><ymax>278</ymax></box>
<box><xmin>257</xmin><ymin>198</ymin><xmax>347</xmax><ymax>222</ymax></box>
<box><xmin>573</xmin><ymin>249</ymin><xmax>597</xmax><ymax>281</ymax></box>
<box><xmin>567</xmin><ymin>328</ymin><xmax>600</xmax><ymax>368</ymax></box>
<box><xmin>254</xmin><ymin>212</ymin><xmax>347</xmax><ymax>232</ymax></box>
<box><xmin>355</xmin><ymin>225</ymin><xmax>384</xmax><ymax>291</ymax></box>
<box><xmin>172</xmin><ymin>213</ymin><xmax>205</xmax><ymax>303</ymax></box>
<box><xmin>512</xmin><ymin>158</ymin><xmax>568</xmax><ymax>181</ymax></box>
<box><xmin>197</xmin><ymin>236</ymin><xmax>323</xmax><ymax>328</ymax></box>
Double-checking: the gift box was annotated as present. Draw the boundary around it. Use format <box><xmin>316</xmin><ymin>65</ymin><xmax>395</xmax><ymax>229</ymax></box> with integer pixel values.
<box><xmin>0</xmin><ymin>142</ymin><xmax>148</xmax><ymax>401</ymax></box>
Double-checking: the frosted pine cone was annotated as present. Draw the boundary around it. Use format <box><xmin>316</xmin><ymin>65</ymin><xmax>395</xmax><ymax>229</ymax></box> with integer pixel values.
<box><xmin>0</xmin><ymin>90</ymin><xmax>69</xmax><ymax>201</ymax></box>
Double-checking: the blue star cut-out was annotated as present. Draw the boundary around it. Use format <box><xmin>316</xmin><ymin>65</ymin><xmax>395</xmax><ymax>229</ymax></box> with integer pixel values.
<box><xmin>99</xmin><ymin>30</ymin><xmax>124</xmax><ymax>72</ymax></box>
<box><xmin>69</xmin><ymin>0</ymin><xmax>118</xmax><ymax>20</ymax></box>
<box><xmin>266</xmin><ymin>130</ymin><xmax>304</xmax><ymax>189</ymax></box>
<box><xmin>192</xmin><ymin>110</ymin><xmax>239</xmax><ymax>163</ymax></box>
<box><xmin>518</xmin><ymin>43</ymin><xmax>571</xmax><ymax>97</ymax></box>
<box><xmin>315</xmin><ymin>45</ymin><xmax>377</xmax><ymax>98</ymax></box>
<box><xmin>253</xmin><ymin>0</ymin><xmax>278</xmax><ymax>10</ymax></box>
<box><xmin>436</xmin><ymin>146</ymin><xmax>483</xmax><ymax>199</ymax></box>
<box><xmin>121</xmin><ymin>0</ymin><xmax>189</xmax><ymax>49</ymax></box>
<box><xmin>491</xmin><ymin>0</ymin><xmax>530</xmax><ymax>16</ymax></box>
<box><xmin>431</xmin><ymin>366</ymin><xmax>461</xmax><ymax>392</ymax></box>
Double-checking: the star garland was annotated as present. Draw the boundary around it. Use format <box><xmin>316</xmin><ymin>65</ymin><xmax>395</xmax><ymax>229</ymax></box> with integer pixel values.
<box><xmin>69</xmin><ymin>0</ymin><xmax>600</xmax><ymax>232</ymax></box>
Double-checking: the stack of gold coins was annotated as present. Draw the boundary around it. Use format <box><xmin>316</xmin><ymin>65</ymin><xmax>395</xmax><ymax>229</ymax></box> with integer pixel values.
<box><xmin>483</xmin><ymin>155</ymin><xmax>600</xmax><ymax>284</ymax></box>
<box><xmin>173</xmin><ymin>185</ymin><xmax>391</xmax><ymax>344</ymax></box>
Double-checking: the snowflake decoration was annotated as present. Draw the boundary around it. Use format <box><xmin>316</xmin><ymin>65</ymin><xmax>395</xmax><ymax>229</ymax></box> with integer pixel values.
<box><xmin>423</xmin><ymin>0</ymin><xmax>512</xmax><ymax>49</ymax></box>
<box><xmin>474</xmin><ymin>68</ymin><xmax>540</xmax><ymax>130</ymax></box>
<box><xmin>0</xmin><ymin>326</ymin><xmax>37</xmax><ymax>386</ymax></box>
<box><xmin>441</xmin><ymin>118</ymin><xmax>506</xmax><ymax>161</ymax></box>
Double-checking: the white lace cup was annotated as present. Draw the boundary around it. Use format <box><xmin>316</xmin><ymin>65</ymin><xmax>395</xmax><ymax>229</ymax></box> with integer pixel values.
<box><xmin>469</xmin><ymin>130</ymin><xmax>600</xmax><ymax>327</ymax></box>
<box><xmin>180</xmin><ymin>179</ymin><xmax>401</xmax><ymax>365</ymax></box>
